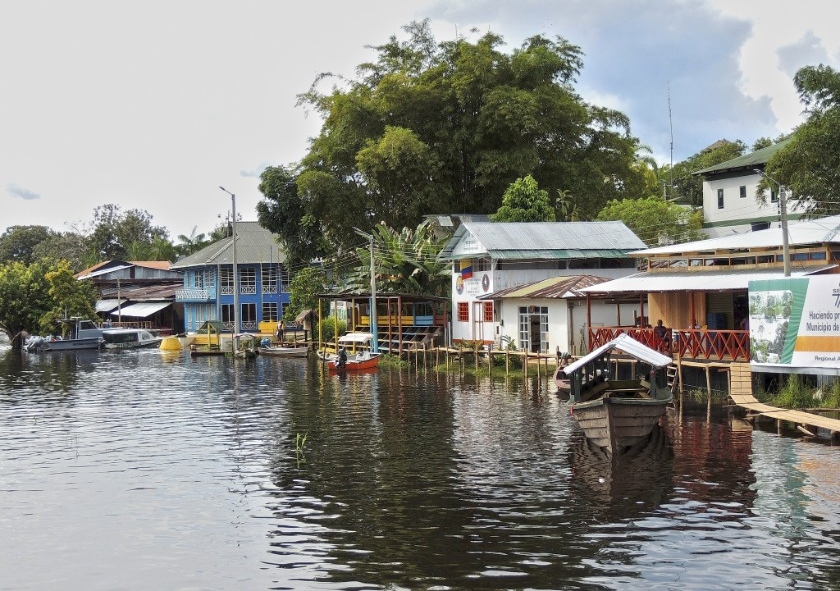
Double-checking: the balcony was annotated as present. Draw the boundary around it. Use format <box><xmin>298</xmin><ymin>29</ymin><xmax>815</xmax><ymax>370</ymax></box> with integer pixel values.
<box><xmin>176</xmin><ymin>288</ymin><xmax>215</xmax><ymax>302</ymax></box>
<box><xmin>589</xmin><ymin>327</ymin><xmax>750</xmax><ymax>362</ymax></box>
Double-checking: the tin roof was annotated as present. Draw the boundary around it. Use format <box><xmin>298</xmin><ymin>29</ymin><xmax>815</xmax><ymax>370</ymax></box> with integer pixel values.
<box><xmin>170</xmin><ymin>222</ymin><xmax>285</xmax><ymax>269</ymax></box>
<box><xmin>634</xmin><ymin>214</ymin><xmax>840</xmax><ymax>256</ymax></box>
<box><xmin>439</xmin><ymin>221</ymin><xmax>646</xmax><ymax>260</ymax></box>
<box><xmin>694</xmin><ymin>139</ymin><xmax>791</xmax><ymax>176</ymax></box>
<box><xmin>563</xmin><ymin>333</ymin><xmax>673</xmax><ymax>374</ymax></box>
<box><xmin>580</xmin><ymin>266</ymin><xmax>835</xmax><ymax>294</ymax></box>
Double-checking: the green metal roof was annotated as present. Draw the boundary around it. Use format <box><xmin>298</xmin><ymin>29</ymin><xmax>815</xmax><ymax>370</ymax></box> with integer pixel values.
<box><xmin>694</xmin><ymin>139</ymin><xmax>791</xmax><ymax>176</ymax></box>
<box><xmin>171</xmin><ymin>222</ymin><xmax>285</xmax><ymax>269</ymax></box>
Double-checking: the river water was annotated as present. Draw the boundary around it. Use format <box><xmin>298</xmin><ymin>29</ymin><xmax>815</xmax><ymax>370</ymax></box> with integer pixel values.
<box><xmin>1</xmin><ymin>347</ymin><xmax>840</xmax><ymax>590</ymax></box>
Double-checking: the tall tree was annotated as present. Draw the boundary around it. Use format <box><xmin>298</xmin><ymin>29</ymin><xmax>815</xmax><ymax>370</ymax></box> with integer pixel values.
<box><xmin>88</xmin><ymin>204</ymin><xmax>172</xmax><ymax>261</ymax></box>
<box><xmin>285</xmin><ymin>266</ymin><xmax>327</xmax><ymax>324</ymax></box>
<box><xmin>257</xmin><ymin>165</ymin><xmax>328</xmax><ymax>268</ymax></box>
<box><xmin>491</xmin><ymin>175</ymin><xmax>555</xmax><ymax>222</ymax></box>
<box><xmin>264</xmin><ymin>20</ymin><xmax>645</xmax><ymax>252</ymax></box>
<box><xmin>0</xmin><ymin>225</ymin><xmax>55</xmax><ymax>265</ymax></box>
<box><xmin>767</xmin><ymin>64</ymin><xmax>840</xmax><ymax>216</ymax></box>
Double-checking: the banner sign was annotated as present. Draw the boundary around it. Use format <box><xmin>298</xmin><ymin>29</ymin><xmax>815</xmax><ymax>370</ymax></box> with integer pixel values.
<box><xmin>748</xmin><ymin>276</ymin><xmax>840</xmax><ymax>373</ymax></box>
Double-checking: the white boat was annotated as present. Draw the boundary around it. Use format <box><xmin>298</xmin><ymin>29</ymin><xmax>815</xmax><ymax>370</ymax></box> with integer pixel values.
<box><xmin>25</xmin><ymin>317</ymin><xmax>104</xmax><ymax>352</ymax></box>
<box><xmin>102</xmin><ymin>328</ymin><xmax>163</xmax><ymax>349</ymax></box>
<box><xmin>259</xmin><ymin>344</ymin><xmax>309</xmax><ymax>358</ymax></box>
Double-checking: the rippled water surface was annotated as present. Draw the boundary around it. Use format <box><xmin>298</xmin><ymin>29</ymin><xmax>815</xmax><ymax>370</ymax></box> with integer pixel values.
<box><xmin>2</xmin><ymin>347</ymin><xmax>840</xmax><ymax>590</ymax></box>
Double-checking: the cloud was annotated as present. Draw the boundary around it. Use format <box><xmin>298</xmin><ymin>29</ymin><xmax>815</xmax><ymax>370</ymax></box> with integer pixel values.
<box><xmin>777</xmin><ymin>32</ymin><xmax>831</xmax><ymax>79</ymax></box>
<box><xmin>7</xmin><ymin>184</ymin><xmax>41</xmax><ymax>201</ymax></box>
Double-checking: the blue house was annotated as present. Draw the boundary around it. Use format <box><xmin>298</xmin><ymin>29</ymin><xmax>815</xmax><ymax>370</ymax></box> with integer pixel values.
<box><xmin>170</xmin><ymin>222</ymin><xmax>289</xmax><ymax>333</ymax></box>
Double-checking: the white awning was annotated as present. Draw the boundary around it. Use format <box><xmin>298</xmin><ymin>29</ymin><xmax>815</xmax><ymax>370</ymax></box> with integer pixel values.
<box><xmin>110</xmin><ymin>302</ymin><xmax>171</xmax><ymax>318</ymax></box>
<box><xmin>96</xmin><ymin>299</ymin><xmax>127</xmax><ymax>313</ymax></box>
<box><xmin>580</xmin><ymin>266</ymin><xmax>836</xmax><ymax>294</ymax></box>
<box><xmin>77</xmin><ymin>264</ymin><xmax>133</xmax><ymax>280</ymax></box>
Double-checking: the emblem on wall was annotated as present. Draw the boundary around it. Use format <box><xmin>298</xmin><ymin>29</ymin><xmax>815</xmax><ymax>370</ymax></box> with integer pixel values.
<box><xmin>481</xmin><ymin>273</ymin><xmax>490</xmax><ymax>292</ymax></box>
<box><xmin>456</xmin><ymin>275</ymin><xmax>464</xmax><ymax>295</ymax></box>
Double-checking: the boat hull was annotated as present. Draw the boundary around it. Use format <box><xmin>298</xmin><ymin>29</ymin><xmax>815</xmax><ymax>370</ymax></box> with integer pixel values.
<box><xmin>40</xmin><ymin>337</ymin><xmax>103</xmax><ymax>351</ymax></box>
<box><xmin>259</xmin><ymin>346</ymin><xmax>309</xmax><ymax>358</ymax></box>
<box><xmin>571</xmin><ymin>395</ymin><xmax>671</xmax><ymax>455</ymax></box>
<box><xmin>328</xmin><ymin>354</ymin><xmax>381</xmax><ymax>371</ymax></box>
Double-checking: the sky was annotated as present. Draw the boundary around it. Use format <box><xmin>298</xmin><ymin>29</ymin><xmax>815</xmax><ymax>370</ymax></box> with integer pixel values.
<box><xmin>3</xmin><ymin>0</ymin><xmax>839</xmax><ymax>242</ymax></box>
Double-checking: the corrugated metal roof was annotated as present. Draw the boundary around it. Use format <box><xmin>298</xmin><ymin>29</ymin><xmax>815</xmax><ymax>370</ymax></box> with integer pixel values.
<box><xmin>563</xmin><ymin>333</ymin><xmax>673</xmax><ymax>374</ymax></box>
<box><xmin>440</xmin><ymin>221</ymin><xmax>646</xmax><ymax>260</ymax></box>
<box><xmin>171</xmin><ymin>222</ymin><xmax>285</xmax><ymax>268</ymax></box>
<box><xmin>77</xmin><ymin>264</ymin><xmax>133</xmax><ymax>280</ymax></box>
<box><xmin>480</xmin><ymin>275</ymin><xmax>614</xmax><ymax>299</ymax></box>
<box><xmin>635</xmin><ymin>214</ymin><xmax>840</xmax><ymax>256</ymax></box>
<box><xmin>694</xmin><ymin>139</ymin><xmax>791</xmax><ymax>175</ymax></box>
<box><xmin>580</xmin><ymin>266</ymin><xmax>835</xmax><ymax>294</ymax></box>
<box><xmin>110</xmin><ymin>302</ymin><xmax>171</xmax><ymax>317</ymax></box>
<box><xmin>96</xmin><ymin>299</ymin><xmax>126</xmax><ymax>313</ymax></box>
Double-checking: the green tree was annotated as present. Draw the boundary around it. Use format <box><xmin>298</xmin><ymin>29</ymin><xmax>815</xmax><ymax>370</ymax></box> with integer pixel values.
<box><xmin>767</xmin><ymin>64</ymin><xmax>840</xmax><ymax>216</ymax></box>
<box><xmin>0</xmin><ymin>260</ymin><xmax>52</xmax><ymax>337</ymax></box>
<box><xmin>268</xmin><ymin>20</ymin><xmax>645</xmax><ymax>252</ymax></box>
<box><xmin>88</xmin><ymin>204</ymin><xmax>172</xmax><ymax>261</ymax></box>
<box><xmin>0</xmin><ymin>225</ymin><xmax>55</xmax><ymax>265</ymax></box>
<box><xmin>491</xmin><ymin>175</ymin><xmax>555</xmax><ymax>222</ymax></box>
<box><xmin>285</xmin><ymin>266</ymin><xmax>327</xmax><ymax>324</ymax></box>
<box><xmin>257</xmin><ymin>165</ymin><xmax>328</xmax><ymax>269</ymax></box>
<box><xmin>32</xmin><ymin>231</ymin><xmax>92</xmax><ymax>270</ymax></box>
<box><xmin>175</xmin><ymin>226</ymin><xmax>210</xmax><ymax>257</ymax></box>
<box><xmin>41</xmin><ymin>260</ymin><xmax>98</xmax><ymax>333</ymax></box>
<box><xmin>596</xmin><ymin>196</ymin><xmax>705</xmax><ymax>246</ymax></box>
<box><xmin>344</xmin><ymin>220</ymin><xmax>450</xmax><ymax>296</ymax></box>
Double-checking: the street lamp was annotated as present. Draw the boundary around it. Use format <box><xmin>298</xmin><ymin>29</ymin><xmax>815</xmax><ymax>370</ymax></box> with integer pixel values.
<box><xmin>754</xmin><ymin>169</ymin><xmax>790</xmax><ymax>277</ymax></box>
<box><xmin>219</xmin><ymin>186</ymin><xmax>241</xmax><ymax>334</ymax></box>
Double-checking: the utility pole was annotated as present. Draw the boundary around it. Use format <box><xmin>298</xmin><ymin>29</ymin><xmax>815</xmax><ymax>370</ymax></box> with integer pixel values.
<box><xmin>754</xmin><ymin>169</ymin><xmax>790</xmax><ymax>277</ymax></box>
<box><xmin>369</xmin><ymin>233</ymin><xmax>378</xmax><ymax>353</ymax></box>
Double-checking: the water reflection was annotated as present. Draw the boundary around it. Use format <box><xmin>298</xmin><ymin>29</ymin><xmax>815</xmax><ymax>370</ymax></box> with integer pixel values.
<box><xmin>2</xmin><ymin>351</ymin><xmax>840</xmax><ymax>589</ymax></box>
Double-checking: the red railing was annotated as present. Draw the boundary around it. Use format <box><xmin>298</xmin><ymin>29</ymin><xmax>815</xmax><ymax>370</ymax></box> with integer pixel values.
<box><xmin>588</xmin><ymin>327</ymin><xmax>750</xmax><ymax>362</ymax></box>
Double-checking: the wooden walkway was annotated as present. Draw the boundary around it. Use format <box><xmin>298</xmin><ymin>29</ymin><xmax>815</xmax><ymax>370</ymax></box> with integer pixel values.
<box><xmin>730</xmin><ymin>393</ymin><xmax>840</xmax><ymax>440</ymax></box>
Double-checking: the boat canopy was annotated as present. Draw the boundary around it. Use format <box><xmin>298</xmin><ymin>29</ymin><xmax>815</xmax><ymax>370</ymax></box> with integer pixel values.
<box><xmin>337</xmin><ymin>332</ymin><xmax>375</xmax><ymax>344</ymax></box>
<box><xmin>563</xmin><ymin>333</ymin><xmax>672</xmax><ymax>375</ymax></box>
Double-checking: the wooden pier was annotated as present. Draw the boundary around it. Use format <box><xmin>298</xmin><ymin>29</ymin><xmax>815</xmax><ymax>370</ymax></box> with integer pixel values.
<box><xmin>730</xmin><ymin>393</ymin><xmax>840</xmax><ymax>441</ymax></box>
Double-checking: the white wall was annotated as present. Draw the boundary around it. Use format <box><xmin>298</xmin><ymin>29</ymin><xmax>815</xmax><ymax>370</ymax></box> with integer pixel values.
<box><xmin>703</xmin><ymin>173</ymin><xmax>778</xmax><ymax>224</ymax></box>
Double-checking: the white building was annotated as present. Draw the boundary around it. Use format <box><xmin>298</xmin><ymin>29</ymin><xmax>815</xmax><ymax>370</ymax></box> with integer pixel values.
<box><xmin>438</xmin><ymin>221</ymin><xmax>646</xmax><ymax>352</ymax></box>
<box><xmin>694</xmin><ymin>140</ymin><xmax>806</xmax><ymax>238</ymax></box>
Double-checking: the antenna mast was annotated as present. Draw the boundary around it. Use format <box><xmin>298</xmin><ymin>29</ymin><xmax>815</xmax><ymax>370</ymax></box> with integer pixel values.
<box><xmin>668</xmin><ymin>82</ymin><xmax>674</xmax><ymax>199</ymax></box>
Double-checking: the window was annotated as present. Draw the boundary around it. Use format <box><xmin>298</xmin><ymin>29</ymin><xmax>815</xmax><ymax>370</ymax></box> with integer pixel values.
<box><xmin>220</xmin><ymin>268</ymin><xmax>233</xmax><ymax>295</ymax></box>
<box><xmin>717</xmin><ymin>188</ymin><xmax>724</xmax><ymax>209</ymax></box>
<box><xmin>771</xmin><ymin>188</ymin><xmax>779</xmax><ymax>203</ymax></box>
<box><xmin>221</xmin><ymin>303</ymin><xmax>234</xmax><ymax>330</ymax></box>
<box><xmin>241</xmin><ymin>303</ymin><xmax>257</xmax><ymax>330</ymax></box>
<box><xmin>263</xmin><ymin>302</ymin><xmax>279</xmax><ymax>322</ymax></box>
<box><xmin>262</xmin><ymin>265</ymin><xmax>278</xmax><ymax>294</ymax></box>
<box><xmin>193</xmin><ymin>270</ymin><xmax>205</xmax><ymax>289</ymax></box>
<box><xmin>239</xmin><ymin>267</ymin><xmax>256</xmax><ymax>295</ymax></box>
<box><xmin>457</xmin><ymin>302</ymin><xmax>469</xmax><ymax>322</ymax></box>
<box><xmin>740</xmin><ymin>185</ymin><xmax>746</xmax><ymax>199</ymax></box>
<box><xmin>483</xmin><ymin>302</ymin><xmax>493</xmax><ymax>322</ymax></box>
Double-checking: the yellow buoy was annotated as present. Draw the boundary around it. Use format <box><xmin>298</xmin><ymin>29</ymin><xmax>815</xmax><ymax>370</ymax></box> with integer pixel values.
<box><xmin>159</xmin><ymin>336</ymin><xmax>182</xmax><ymax>351</ymax></box>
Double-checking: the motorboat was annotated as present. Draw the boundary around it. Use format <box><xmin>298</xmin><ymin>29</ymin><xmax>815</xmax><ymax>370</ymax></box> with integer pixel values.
<box><xmin>102</xmin><ymin>328</ymin><xmax>163</xmax><ymax>349</ymax></box>
<box><xmin>320</xmin><ymin>332</ymin><xmax>381</xmax><ymax>371</ymax></box>
<box><xmin>259</xmin><ymin>344</ymin><xmax>309</xmax><ymax>358</ymax></box>
<box><xmin>24</xmin><ymin>317</ymin><xmax>104</xmax><ymax>352</ymax></box>
<box><xmin>562</xmin><ymin>333</ymin><xmax>674</xmax><ymax>455</ymax></box>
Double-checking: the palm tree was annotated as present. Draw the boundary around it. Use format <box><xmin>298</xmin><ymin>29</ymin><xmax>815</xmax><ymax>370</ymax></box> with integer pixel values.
<box><xmin>175</xmin><ymin>226</ymin><xmax>208</xmax><ymax>257</ymax></box>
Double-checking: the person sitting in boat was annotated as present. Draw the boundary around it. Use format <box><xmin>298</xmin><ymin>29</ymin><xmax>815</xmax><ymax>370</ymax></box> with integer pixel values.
<box><xmin>337</xmin><ymin>347</ymin><xmax>348</xmax><ymax>368</ymax></box>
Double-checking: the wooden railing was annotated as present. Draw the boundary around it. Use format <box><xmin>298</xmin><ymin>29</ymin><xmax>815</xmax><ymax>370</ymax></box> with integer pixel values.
<box><xmin>589</xmin><ymin>327</ymin><xmax>750</xmax><ymax>362</ymax></box>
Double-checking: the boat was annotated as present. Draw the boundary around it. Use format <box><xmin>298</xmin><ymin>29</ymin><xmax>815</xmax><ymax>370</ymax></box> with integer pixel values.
<box><xmin>24</xmin><ymin>317</ymin><xmax>104</xmax><ymax>352</ymax></box>
<box><xmin>259</xmin><ymin>344</ymin><xmax>309</xmax><ymax>358</ymax></box>
<box><xmin>321</xmin><ymin>332</ymin><xmax>381</xmax><ymax>371</ymax></box>
<box><xmin>102</xmin><ymin>328</ymin><xmax>163</xmax><ymax>349</ymax></box>
<box><xmin>560</xmin><ymin>333</ymin><xmax>674</xmax><ymax>455</ymax></box>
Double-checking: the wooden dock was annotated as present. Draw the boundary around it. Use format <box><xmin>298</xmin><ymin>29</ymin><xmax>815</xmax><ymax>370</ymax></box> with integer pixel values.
<box><xmin>730</xmin><ymin>393</ymin><xmax>840</xmax><ymax>441</ymax></box>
